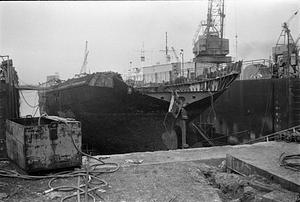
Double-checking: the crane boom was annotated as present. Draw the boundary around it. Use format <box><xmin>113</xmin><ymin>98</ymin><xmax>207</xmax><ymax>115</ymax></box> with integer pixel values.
<box><xmin>286</xmin><ymin>10</ymin><xmax>298</xmax><ymax>25</ymax></box>
<box><xmin>171</xmin><ymin>47</ymin><xmax>180</xmax><ymax>62</ymax></box>
<box><xmin>295</xmin><ymin>33</ymin><xmax>300</xmax><ymax>45</ymax></box>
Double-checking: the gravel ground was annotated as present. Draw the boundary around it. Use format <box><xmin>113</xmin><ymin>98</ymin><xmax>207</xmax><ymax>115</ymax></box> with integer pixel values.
<box><xmin>0</xmin><ymin>142</ymin><xmax>299</xmax><ymax>202</ymax></box>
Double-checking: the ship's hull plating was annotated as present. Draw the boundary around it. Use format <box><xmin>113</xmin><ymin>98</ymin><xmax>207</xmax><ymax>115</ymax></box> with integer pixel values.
<box><xmin>38</xmin><ymin>72</ymin><xmax>236</xmax><ymax>154</ymax></box>
<box><xmin>39</xmin><ymin>86</ymin><xmax>225</xmax><ymax>154</ymax></box>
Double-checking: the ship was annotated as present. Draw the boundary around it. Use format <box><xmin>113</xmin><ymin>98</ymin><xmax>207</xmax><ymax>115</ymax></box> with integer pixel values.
<box><xmin>38</xmin><ymin>62</ymin><xmax>241</xmax><ymax>154</ymax></box>
<box><xmin>38</xmin><ymin>0</ymin><xmax>243</xmax><ymax>154</ymax></box>
<box><xmin>121</xmin><ymin>3</ymin><xmax>300</xmax><ymax>147</ymax></box>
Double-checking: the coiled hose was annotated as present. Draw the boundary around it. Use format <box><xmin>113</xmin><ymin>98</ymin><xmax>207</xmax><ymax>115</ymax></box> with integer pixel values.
<box><xmin>279</xmin><ymin>152</ymin><xmax>300</xmax><ymax>172</ymax></box>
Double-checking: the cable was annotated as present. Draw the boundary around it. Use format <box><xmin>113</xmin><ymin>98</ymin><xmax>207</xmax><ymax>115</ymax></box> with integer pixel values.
<box><xmin>31</xmin><ymin>91</ymin><xmax>39</xmax><ymax>115</ymax></box>
<box><xmin>32</xmin><ymin>106</ymin><xmax>39</xmax><ymax>117</ymax></box>
<box><xmin>38</xmin><ymin>113</ymin><xmax>48</xmax><ymax>126</ymax></box>
<box><xmin>19</xmin><ymin>90</ymin><xmax>39</xmax><ymax>108</ymax></box>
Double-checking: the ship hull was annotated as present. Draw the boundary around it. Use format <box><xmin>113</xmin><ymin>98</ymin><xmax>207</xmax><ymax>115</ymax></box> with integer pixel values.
<box><xmin>39</xmin><ymin>85</ymin><xmax>224</xmax><ymax>154</ymax></box>
<box><xmin>39</xmin><ymin>72</ymin><xmax>238</xmax><ymax>154</ymax></box>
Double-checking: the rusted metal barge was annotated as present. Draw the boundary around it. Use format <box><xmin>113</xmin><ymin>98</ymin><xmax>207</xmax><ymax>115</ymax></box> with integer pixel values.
<box><xmin>0</xmin><ymin>57</ymin><xmax>19</xmax><ymax>158</ymax></box>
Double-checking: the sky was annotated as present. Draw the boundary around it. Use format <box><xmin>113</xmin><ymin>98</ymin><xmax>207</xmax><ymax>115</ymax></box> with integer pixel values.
<box><xmin>0</xmin><ymin>0</ymin><xmax>299</xmax><ymax>85</ymax></box>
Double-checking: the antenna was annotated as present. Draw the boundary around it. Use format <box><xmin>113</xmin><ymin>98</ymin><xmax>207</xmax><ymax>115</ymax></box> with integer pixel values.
<box><xmin>165</xmin><ymin>32</ymin><xmax>168</xmax><ymax>56</ymax></box>
<box><xmin>159</xmin><ymin>32</ymin><xmax>171</xmax><ymax>62</ymax></box>
<box><xmin>141</xmin><ymin>42</ymin><xmax>145</xmax><ymax>62</ymax></box>
<box><xmin>234</xmin><ymin>0</ymin><xmax>238</xmax><ymax>60</ymax></box>
<box><xmin>165</xmin><ymin>32</ymin><xmax>171</xmax><ymax>62</ymax></box>
<box><xmin>235</xmin><ymin>34</ymin><xmax>238</xmax><ymax>61</ymax></box>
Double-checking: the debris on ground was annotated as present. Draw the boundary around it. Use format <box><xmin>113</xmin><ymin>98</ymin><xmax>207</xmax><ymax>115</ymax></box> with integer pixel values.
<box><xmin>44</xmin><ymin>191</ymin><xmax>62</xmax><ymax>200</ymax></box>
<box><xmin>218</xmin><ymin>160</ymin><xmax>227</xmax><ymax>172</ymax></box>
<box><xmin>0</xmin><ymin>193</ymin><xmax>8</xmax><ymax>200</ymax></box>
<box><xmin>262</xmin><ymin>190</ymin><xmax>300</xmax><ymax>202</ymax></box>
<box><xmin>0</xmin><ymin>158</ymin><xmax>299</xmax><ymax>202</ymax></box>
<box><xmin>125</xmin><ymin>159</ymin><xmax>144</xmax><ymax>164</ymax></box>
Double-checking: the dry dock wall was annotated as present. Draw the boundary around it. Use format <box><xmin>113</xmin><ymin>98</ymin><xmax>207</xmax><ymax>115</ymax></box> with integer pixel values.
<box><xmin>206</xmin><ymin>78</ymin><xmax>300</xmax><ymax>142</ymax></box>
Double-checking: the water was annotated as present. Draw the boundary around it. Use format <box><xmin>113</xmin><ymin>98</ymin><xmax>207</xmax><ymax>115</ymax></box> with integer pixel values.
<box><xmin>19</xmin><ymin>90</ymin><xmax>40</xmax><ymax>117</ymax></box>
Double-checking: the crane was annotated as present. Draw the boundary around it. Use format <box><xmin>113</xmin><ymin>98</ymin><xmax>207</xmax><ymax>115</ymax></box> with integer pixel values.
<box><xmin>192</xmin><ymin>0</ymin><xmax>231</xmax><ymax>64</ymax></box>
<box><xmin>276</xmin><ymin>10</ymin><xmax>298</xmax><ymax>46</ymax></box>
<box><xmin>80</xmin><ymin>41</ymin><xmax>89</xmax><ymax>74</ymax></box>
<box><xmin>202</xmin><ymin>0</ymin><xmax>225</xmax><ymax>38</ymax></box>
<box><xmin>273</xmin><ymin>10</ymin><xmax>299</xmax><ymax>77</ymax></box>
<box><xmin>192</xmin><ymin>21</ymin><xmax>204</xmax><ymax>45</ymax></box>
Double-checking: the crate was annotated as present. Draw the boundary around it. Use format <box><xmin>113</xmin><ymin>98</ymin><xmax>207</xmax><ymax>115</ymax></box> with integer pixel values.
<box><xmin>6</xmin><ymin>116</ymin><xmax>82</xmax><ymax>173</ymax></box>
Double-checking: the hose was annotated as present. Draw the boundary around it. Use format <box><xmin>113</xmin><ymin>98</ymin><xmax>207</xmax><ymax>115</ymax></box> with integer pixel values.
<box><xmin>279</xmin><ymin>152</ymin><xmax>300</xmax><ymax>172</ymax></box>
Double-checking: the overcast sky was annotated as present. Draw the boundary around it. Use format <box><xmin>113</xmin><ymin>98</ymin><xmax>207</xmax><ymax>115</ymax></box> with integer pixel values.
<box><xmin>0</xmin><ymin>0</ymin><xmax>299</xmax><ymax>84</ymax></box>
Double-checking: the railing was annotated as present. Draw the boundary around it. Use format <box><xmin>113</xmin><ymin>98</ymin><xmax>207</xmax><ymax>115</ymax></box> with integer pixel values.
<box><xmin>245</xmin><ymin>125</ymin><xmax>300</xmax><ymax>144</ymax></box>
<box><xmin>243</xmin><ymin>59</ymin><xmax>272</xmax><ymax>67</ymax></box>
<box><xmin>17</xmin><ymin>84</ymin><xmax>45</xmax><ymax>91</ymax></box>
<box><xmin>126</xmin><ymin>61</ymin><xmax>242</xmax><ymax>87</ymax></box>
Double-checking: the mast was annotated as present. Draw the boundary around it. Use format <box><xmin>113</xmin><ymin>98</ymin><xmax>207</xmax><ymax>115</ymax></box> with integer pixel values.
<box><xmin>80</xmin><ymin>41</ymin><xmax>89</xmax><ymax>74</ymax></box>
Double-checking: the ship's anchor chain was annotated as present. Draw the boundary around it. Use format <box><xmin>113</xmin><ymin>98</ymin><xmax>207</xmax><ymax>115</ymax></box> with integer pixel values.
<box><xmin>162</xmin><ymin>90</ymin><xmax>189</xmax><ymax>149</ymax></box>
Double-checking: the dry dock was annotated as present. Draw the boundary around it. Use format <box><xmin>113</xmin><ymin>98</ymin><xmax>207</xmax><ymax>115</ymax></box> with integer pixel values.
<box><xmin>0</xmin><ymin>141</ymin><xmax>299</xmax><ymax>202</ymax></box>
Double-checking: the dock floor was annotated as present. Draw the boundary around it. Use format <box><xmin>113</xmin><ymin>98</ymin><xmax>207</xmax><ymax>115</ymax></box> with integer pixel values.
<box><xmin>97</xmin><ymin>141</ymin><xmax>299</xmax><ymax>201</ymax></box>
<box><xmin>0</xmin><ymin>141</ymin><xmax>299</xmax><ymax>202</ymax></box>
